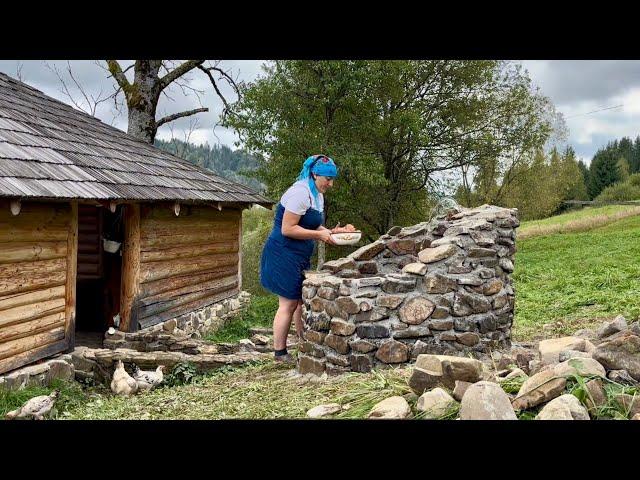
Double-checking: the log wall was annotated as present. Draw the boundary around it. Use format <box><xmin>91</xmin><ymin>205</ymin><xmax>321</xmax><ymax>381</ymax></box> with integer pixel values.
<box><xmin>133</xmin><ymin>203</ymin><xmax>241</xmax><ymax>330</ymax></box>
<box><xmin>0</xmin><ymin>200</ymin><xmax>76</xmax><ymax>374</ymax></box>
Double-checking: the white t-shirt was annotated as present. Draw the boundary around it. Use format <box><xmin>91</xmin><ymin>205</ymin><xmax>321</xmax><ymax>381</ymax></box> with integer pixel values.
<box><xmin>280</xmin><ymin>180</ymin><xmax>324</xmax><ymax>215</ymax></box>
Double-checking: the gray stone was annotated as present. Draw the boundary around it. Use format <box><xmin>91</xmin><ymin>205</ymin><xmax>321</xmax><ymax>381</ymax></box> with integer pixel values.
<box><xmin>349</xmin><ymin>339</ymin><xmax>377</xmax><ymax>353</ymax></box>
<box><xmin>409</xmin><ymin>367</ymin><xmax>445</xmax><ymax>394</ymax></box>
<box><xmin>399</xmin><ymin>296</ymin><xmax>435</xmax><ymax>325</ymax></box>
<box><xmin>305</xmin><ymin>331</ymin><xmax>327</xmax><ymax>345</ymax></box>
<box><xmin>596</xmin><ymin>315</ymin><xmax>628</xmax><ymax>339</ymax></box>
<box><xmin>392</xmin><ymin>326</ymin><xmax>431</xmax><ymax>339</ymax></box>
<box><xmin>335</xmin><ymin>296</ymin><xmax>360</xmax><ymax>314</ymax></box>
<box><xmin>45</xmin><ymin>360</ymin><xmax>74</xmax><ymax>385</ymax></box>
<box><xmin>499</xmin><ymin>258</ymin><xmax>514</xmax><ymax>273</ymax></box>
<box><xmin>378</xmin><ymin>294</ymin><xmax>405</xmax><ymax>309</ymax></box>
<box><xmin>584</xmin><ymin>379</ymin><xmax>607</xmax><ymax>413</ymax></box>
<box><xmin>330</xmin><ymin>318</ymin><xmax>356</xmax><ymax>336</ymax></box>
<box><xmin>382</xmin><ymin>276</ymin><xmax>416</xmax><ymax>294</ymax></box>
<box><xmin>387</xmin><ymin>239</ymin><xmax>418</xmax><ymax>255</ymax></box>
<box><xmin>453</xmin><ymin>291</ymin><xmax>491</xmax><ymax>315</ymax></box>
<box><xmin>536</xmin><ymin>394</ymin><xmax>590</xmax><ymax>420</ymax></box>
<box><xmin>322</xmin><ymin>258</ymin><xmax>357</xmax><ymax>273</ymax></box>
<box><xmin>592</xmin><ymin>331</ymin><xmax>640</xmax><ymax>380</ymax></box>
<box><xmin>483</xmin><ymin>278</ymin><xmax>503</xmax><ymax>296</ymax></box>
<box><xmin>607</xmin><ymin>369</ymin><xmax>640</xmax><ymax>386</ymax></box>
<box><xmin>356</xmin><ymin>324</ymin><xmax>390</xmax><ymax>339</ymax></box>
<box><xmin>415</xmin><ymin>354</ymin><xmax>483</xmax><ymax>389</ymax></box>
<box><xmin>429</xmin><ymin>318</ymin><xmax>454</xmax><ymax>331</ymax></box>
<box><xmin>402</xmin><ymin>262</ymin><xmax>428</xmax><ymax>275</ymax></box>
<box><xmin>368</xmin><ymin>396</ymin><xmax>411</xmax><ymax>419</ymax></box>
<box><xmin>307</xmin><ymin>403</ymin><xmax>342</xmax><ymax>418</ymax></box>
<box><xmin>325</xmin><ymin>351</ymin><xmax>351</xmax><ymax>367</ymax></box>
<box><xmin>558</xmin><ymin>350</ymin><xmax>591</xmax><ymax>362</ymax></box>
<box><xmin>431</xmin><ymin>307</ymin><xmax>450</xmax><ymax>319</ymax></box>
<box><xmin>349</xmin><ymin>241</ymin><xmax>386</xmax><ymax>261</ymax></box>
<box><xmin>468</xmin><ymin>247</ymin><xmax>497</xmax><ymax>258</ymax></box>
<box><xmin>416</xmin><ymin>388</ymin><xmax>456</xmax><ymax>418</ymax></box>
<box><xmin>423</xmin><ymin>274</ymin><xmax>458</xmax><ymax>294</ymax></box>
<box><xmin>350</xmin><ymin>353</ymin><xmax>374</xmax><ymax>372</ymax></box>
<box><xmin>538</xmin><ymin>337</ymin><xmax>586</xmax><ymax>365</ymax></box>
<box><xmin>459</xmin><ymin>381</ymin><xmax>517</xmax><ymax>420</ymax></box>
<box><xmin>512</xmin><ymin>367</ymin><xmax>567</xmax><ymax>410</ymax></box>
<box><xmin>615</xmin><ymin>393</ymin><xmax>640</xmax><ymax>418</ymax></box>
<box><xmin>375</xmin><ymin>339</ymin><xmax>409</xmax><ymax>363</ymax></box>
<box><xmin>418</xmin><ymin>244</ymin><xmax>458</xmax><ymax>264</ymax></box>
<box><xmin>457</xmin><ymin>332</ymin><xmax>480</xmax><ymax>346</ymax></box>
<box><xmin>324</xmin><ymin>334</ymin><xmax>350</xmax><ymax>355</ymax></box>
<box><xmin>298</xmin><ymin>355</ymin><xmax>326</xmax><ymax>375</ymax></box>
<box><xmin>431</xmin><ymin>236</ymin><xmax>464</xmax><ymax>248</ymax></box>
<box><xmin>449</xmin><ymin>379</ymin><xmax>471</xmax><ymax>402</ymax></box>
<box><xmin>553</xmin><ymin>357</ymin><xmax>606</xmax><ymax>379</ymax></box>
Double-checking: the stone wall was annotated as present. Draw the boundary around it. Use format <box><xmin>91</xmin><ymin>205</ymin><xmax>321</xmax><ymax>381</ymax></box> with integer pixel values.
<box><xmin>298</xmin><ymin>204</ymin><xmax>519</xmax><ymax>376</ymax></box>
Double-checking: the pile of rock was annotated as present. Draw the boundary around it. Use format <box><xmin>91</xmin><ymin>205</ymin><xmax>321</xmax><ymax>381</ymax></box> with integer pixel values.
<box><xmin>298</xmin><ymin>204</ymin><xmax>518</xmax><ymax>376</ymax></box>
<box><xmin>306</xmin><ymin>315</ymin><xmax>640</xmax><ymax>420</ymax></box>
<box><xmin>0</xmin><ymin>355</ymin><xmax>75</xmax><ymax>391</ymax></box>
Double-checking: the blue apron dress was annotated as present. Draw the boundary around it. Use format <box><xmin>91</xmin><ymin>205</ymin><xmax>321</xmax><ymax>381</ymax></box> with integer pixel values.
<box><xmin>260</xmin><ymin>202</ymin><xmax>324</xmax><ymax>300</ymax></box>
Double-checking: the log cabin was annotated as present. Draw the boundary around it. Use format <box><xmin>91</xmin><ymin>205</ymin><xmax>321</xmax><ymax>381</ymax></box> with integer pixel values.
<box><xmin>0</xmin><ymin>72</ymin><xmax>272</xmax><ymax>375</ymax></box>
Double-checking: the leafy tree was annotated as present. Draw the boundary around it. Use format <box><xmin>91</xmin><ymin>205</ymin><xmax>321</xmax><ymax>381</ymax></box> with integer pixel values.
<box><xmin>226</xmin><ymin>60</ymin><xmax>555</xmax><ymax>241</ymax></box>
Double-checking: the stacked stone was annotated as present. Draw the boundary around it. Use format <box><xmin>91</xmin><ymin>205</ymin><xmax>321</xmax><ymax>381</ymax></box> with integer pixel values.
<box><xmin>298</xmin><ymin>204</ymin><xmax>519</xmax><ymax>375</ymax></box>
<box><xmin>0</xmin><ymin>355</ymin><xmax>74</xmax><ymax>391</ymax></box>
<box><xmin>143</xmin><ymin>291</ymin><xmax>251</xmax><ymax>338</ymax></box>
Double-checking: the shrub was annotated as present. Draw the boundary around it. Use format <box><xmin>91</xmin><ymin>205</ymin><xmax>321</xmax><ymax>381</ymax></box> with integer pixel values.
<box><xmin>595</xmin><ymin>182</ymin><xmax>640</xmax><ymax>202</ymax></box>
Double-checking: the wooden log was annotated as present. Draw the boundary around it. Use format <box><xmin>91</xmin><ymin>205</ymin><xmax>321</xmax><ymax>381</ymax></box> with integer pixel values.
<box><xmin>77</xmin><ymin>253</ymin><xmax>101</xmax><ymax>265</ymax></box>
<box><xmin>0</xmin><ymin>258</ymin><xmax>67</xmax><ymax>296</ymax></box>
<box><xmin>138</xmin><ymin>266</ymin><xmax>238</xmax><ymax>298</ymax></box>
<box><xmin>140</xmin><ymin>241</ymin><xmax>239</xmax><ymax>263</ymax></box>
<box><xmin>139</xmin><ymin>253</ymin><xmax>238</xmax><ymax>283</ymax></box>
<box><xmin>78</xmin><ymin>233</ymin><xmax>100</xmax><ymax>245</ymax></box>
<box><xmin>0</xmin><ymin>226</ymin><xmax>68</xmax><ymax>243</ymax></box>
<box><xmin>65</xmin><ymin>201</ymin><xmax>78</xmax><ymax>351</ymax></box>
<box><xmin>140</xmin><ymin>220</ymin><xmax>239</xmax><ymax>238</ymax></box>
<box><xmin>0</xmin><ymin>337</ymin><xmax>68</xmax><ymax>375</ymax></box>
<box><xmin>0</xmin><ymin>326</ymin><xmax>65</xmax><ymax>361</ymax></box>
<box><xmin>138</xmin><ymin>274</ymin><xmax>238</xmax><ymax>311</ymax></box>
<box><xmin>0</xmin><ymin>202</ymin><xmax>69</xmax><ymax>225</ymax></box>
<box><xmin>0</xmin><ymin>311</ymin><xmax>66</xmax><ymax>344</ymax></box>
<box><xmin>139</xmin><ymin>230</ymin><xmax>238</xmax><ymax>249</ymax></box>
<box><xmin>238</xmin><ymin>215</ymin><xmax>243</xmax><ymax>291</ymax></box>
<box><xmin>0</xmin><ymin>285</ymin><xmax>66</xmax><ymax>312</ymax></box>
<box><xmin>0</xmin><ymin>298</ymin><xmax>66</xmax><ymax>328</ymax></box>
<box><xmin>120</xmin><ymin>204</ymin><xmax>141</xmax><ymax>332</ymax></box>
<box><xmin>137</xmin><ymin>286</ymin><xmax>239</xmax><ymax>328</ymax></box>
<box><xmin>141</xmin><ymin>204</ymin><xmax>241</xmax><ymax>221</ymax></box>
<box><xmin>77</xmin><ymin>263</ymin><xmax>100</xmax><ymax>275</ymax></box>
<box><xmin>0</xmin><ymin>241</ymin><xmax>67</xmax><ymax>264</ymax></box>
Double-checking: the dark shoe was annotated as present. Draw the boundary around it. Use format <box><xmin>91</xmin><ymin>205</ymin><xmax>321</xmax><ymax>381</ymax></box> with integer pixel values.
<box><xmin>274</xmin><ymin>353</ymin><xmax>295</xmax><ymax>365</ymax></box>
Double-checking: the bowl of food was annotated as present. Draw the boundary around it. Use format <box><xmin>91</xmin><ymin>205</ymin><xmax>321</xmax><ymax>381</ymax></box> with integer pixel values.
<box><xmin>330</xmin><ymin>231</ymin><xmax>362</xmax><ymax>245</ymax></box>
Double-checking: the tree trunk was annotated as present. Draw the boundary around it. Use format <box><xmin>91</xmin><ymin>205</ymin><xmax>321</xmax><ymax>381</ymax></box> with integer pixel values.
<box><xmin>126</xmin><ymin>60</ymin><xmax>162</xmax><ymax>144</ymax></box>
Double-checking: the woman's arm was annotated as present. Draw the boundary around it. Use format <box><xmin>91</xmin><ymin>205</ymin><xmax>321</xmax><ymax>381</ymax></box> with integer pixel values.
<box><xmin>281</xmin><ymin>210</ymin><xmax>335</xmax><ymax>243</ymax></box>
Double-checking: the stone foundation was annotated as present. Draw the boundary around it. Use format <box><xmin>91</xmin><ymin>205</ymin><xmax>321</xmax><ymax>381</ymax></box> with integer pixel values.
<box><xmin>298</xmin><ymin>204</ymin><xmax>518</xmax><ymax>375</ymax></box>
<box><xmin>0</xmin><ymin>355</ymin><xmax>75</xmax><ymax>391</ymax></box>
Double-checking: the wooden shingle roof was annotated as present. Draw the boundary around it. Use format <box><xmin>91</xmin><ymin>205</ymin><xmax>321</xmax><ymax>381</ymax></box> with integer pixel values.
<box><xmin>0</xmin><ymin>72</ymin><xmax>272</xmax><ymax>206</ymax></box>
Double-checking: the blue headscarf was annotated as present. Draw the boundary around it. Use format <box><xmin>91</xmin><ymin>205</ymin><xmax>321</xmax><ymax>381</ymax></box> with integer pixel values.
<box><xmin>296</xmin><ymin>154</ymin><xmax>338</xmax><ymax>205</ymax></box>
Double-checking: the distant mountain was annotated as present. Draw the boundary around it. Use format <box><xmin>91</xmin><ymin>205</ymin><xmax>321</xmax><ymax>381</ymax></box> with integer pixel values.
<box><xmin>154</xmin><ymin>138</ymin><xmax>265</xmax><ymax>193</ymax></box>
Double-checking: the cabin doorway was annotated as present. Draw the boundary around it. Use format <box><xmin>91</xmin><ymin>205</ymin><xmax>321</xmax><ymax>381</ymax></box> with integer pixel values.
<box><xmin>75</xmin><ymin>204</ymin><xmax>124</xmax><ymax>345</ymax></box>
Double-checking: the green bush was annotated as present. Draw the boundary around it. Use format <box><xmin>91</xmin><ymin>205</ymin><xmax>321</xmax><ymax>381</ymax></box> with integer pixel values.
<box><xmin>595</xmin><ymin>182</ymin><xmax>640</xmax><ymax>202</ymax></box>
<box><xmin>242</xmin><ymin>206</ymin><xmax>274</xmax><ymax>296</ymax></box>
<box><xmin>627</xmin><ymin>173</ymin><xmax>640</xmax><ymax>187</ymax></box>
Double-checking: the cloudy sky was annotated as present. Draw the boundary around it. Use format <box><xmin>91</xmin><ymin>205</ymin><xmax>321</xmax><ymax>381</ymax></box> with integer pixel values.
<box><xmin>1</xmin><ymin>60</ymin><xmax>639</xmax><ymax>165</ymax></box>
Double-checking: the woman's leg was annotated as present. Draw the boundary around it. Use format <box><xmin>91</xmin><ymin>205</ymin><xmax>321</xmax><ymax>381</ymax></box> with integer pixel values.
<box><xmin>293</xmin><ymin>301</ymin><xmax>304</xmax><ymax>339</ymax></box>
<box><xmin>273</xmin><ymin>296</ymin><xmax>299</xmax><ymax>351</ymax></box>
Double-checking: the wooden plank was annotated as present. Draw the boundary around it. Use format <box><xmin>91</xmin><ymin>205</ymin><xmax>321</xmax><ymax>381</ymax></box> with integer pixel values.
<box><xmin>0</xmin><ymin>258</ymin><xmax>67</xmax><ymax>296</ymax></box>
<box><xmin>0</xmin><ymin>298</ymin><xmax>66</xmax><ymax>328</ymax></box>
<box><xmin>137</xmin><ymin>285</ymin><xmax>239</xmax><ymax>329</ymax></box>
<box><xmin>140</xmin><ymin>220</ymin><xmax>239</xmax><ymax>238</ymax></box>
<box><xmin>120</xmin><ymin>204</ymin><xmax>141</xmax><ymax>332</ymax></box>
<box><xmin>65</xmin><ymin>201</ymin><xmax>78</xmax><ymax>351</ymax></box>
<box><xmin>0</xmin><ymin>312</ymin><xmax>65</xmax><ymax>344</ymax></box>
<box><xmin>0</xmin><ymin>338</ymin><xmax>68</xmax><ymax>375</ymax></box>
<box><xmin>139</xmin><ymin>274</ymin><xmax>238</xmax><ymax>309</ymax></box>
<box><xmin>77</xmin><ymin>253</ymin><xmax>101</xmax><ymax>265</ymax></box>
<box><xmin>140</xmin><ymin>230</ymin><xmax>238</xmax><ymax>249</ymax></box>
<box><xmin>0</xmin><ymin>241</ymin><xmax>67</xmax><ymax>264</ymax></box>
<box><xmin>0</xmin><ymin>203</ymin><xmax>70</xmax><ymax>243</ymax></box>
<box><xmin>139</xmin><ymin>253</ymin><xmax>238</xmax><ymax>283</ymax></box>
<box><xmin>238</xmin><ymin>214</ymin><xmax>243</xmax><ymax>291</ymax></box>
<box><xmin>78</xmin><ymin>233</ymin><xmax>99</xmax><ymax>245</ymax></box>
<box><xmin>0</xmin><ymin>285</ymin><xmax>66</xmax><ymax>312</ymax></box>
<box><xmin>138</xmin><ymin>279</ymin><xmax>238</xmax><ymax>319</ymax></box>
<box><xmin>141</xmin><ymin>204</ymin><xmax>241</xmax><ymax>221</ymax></box>
<box><xmin>138</xmin><ymin>266</ymin><xmax>238</xmax><ymax>298</ymax></box>
<box><xmin>0</xmin><ymin>227</ymin><xmax>68</xmax><ymax>243</ymax></box>
<box><xmin>77</xmin><ymin>264</ymin><xmax>100</xmax><ymax>275</ymax></box>
<box><xmin>0</xmin><ymin>327</ymin><xmax>65</xmax><ymax>361</ymax></box>
<box><xmin>140</xmin><ymin>241</ymin><xmax>239</xmax><ymax>263</ymax></box>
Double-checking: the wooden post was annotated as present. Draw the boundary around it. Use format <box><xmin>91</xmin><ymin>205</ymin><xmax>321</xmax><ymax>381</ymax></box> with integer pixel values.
<box><xmin>120</xmin><ymin>203</ymin><xmax>141</xmax><ymax>332</ymax></box>
<box><xmin>238</xmin><ymin>211</ymin><xmax>243</xmax><ymax>292</ymax></box>
<box><xmin>64</xmin><ymin>201</ymin><xmax>78</xmax><ymax>351</ymax></box>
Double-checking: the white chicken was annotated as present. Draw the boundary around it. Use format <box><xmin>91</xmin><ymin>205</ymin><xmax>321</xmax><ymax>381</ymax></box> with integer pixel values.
<box><xmin>132</xmin><ymin>364</ymin><xmax>165</xmax><ymax>391</ymax></box>
<box><xmin>5</xmin><ymin>390</ymin><xmax>59</xmax><ymax>420</ymax></box>
<box><xmin>110</xmin><ymin>360</ymin><xmax>139</xmax><ymax>396</ymax></box>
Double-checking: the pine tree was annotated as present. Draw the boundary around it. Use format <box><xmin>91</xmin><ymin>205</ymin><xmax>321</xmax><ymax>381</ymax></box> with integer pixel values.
<box><xmin>589</xmin><ymin>149</ymin><xmax>621</xmax><ymax>198</ymax></box>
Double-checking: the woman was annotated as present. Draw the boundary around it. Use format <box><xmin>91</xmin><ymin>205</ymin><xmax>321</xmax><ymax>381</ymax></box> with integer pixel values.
<box><xmin>260</xmin><ymin>154</ymin><xmax>353</xmax><ymax>363</ymax></box>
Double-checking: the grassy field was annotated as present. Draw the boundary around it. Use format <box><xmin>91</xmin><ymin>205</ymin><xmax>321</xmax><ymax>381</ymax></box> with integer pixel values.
<box><xmin>513</xmin><ymin>207</ymin><xmax>640</xmax><ymax>339</ymax></box>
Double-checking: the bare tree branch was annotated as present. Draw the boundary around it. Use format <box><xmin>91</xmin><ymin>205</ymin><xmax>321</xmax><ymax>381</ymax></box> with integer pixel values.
<box><xmin>15</xmin><ymin>62</ymin><xmax>24</xmax><ymax>82</ymax></box>
<box><xmin>156</xmin><ymin>108</ymin><xmax>209</xmax><ymax>128</ymax></box>
<box><xmin>158</xmin><ymin>60</ymin><xmax>205</xmax><ymax>91</ymax></box>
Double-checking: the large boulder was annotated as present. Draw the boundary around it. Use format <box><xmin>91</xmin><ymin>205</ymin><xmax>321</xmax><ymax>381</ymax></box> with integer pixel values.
<box><xmin>459</xmin><ymin>381</ymin><xmax>517</xmax><ymax>420</ymax></box>
<box><xmin>538</xmin><ymin>337</ymin><xmax>586</xmax><ymax>365</ymax></box>
<box><xmin>536</xmin><ymin>394</ymin><xmax>590</xmax><ymax>420</ymax></box>
<box><xmin>512</xmin><ymin>367</ymin><xmax>567</xmax><ymax>410</ymax></box>
<box><xmin>409</xmin><ymin>367</ymin><xmax>444</xmax><ymax>395</ymax></box>
<box><xmin>416</xmin><ymin>388</ymin><xmax>457</xmax><ymax>419</ymax></box>
<box><xmin>368</xmin><ymin>396</ymin><xmax>412</xmax><ymax>419</ymax></box>
<box><xmin>306</xmin><ymin>403</ymin><xmax>342</xmax><ymax>418</ymax></box>
<box><xmin>592</xmin><ymin>331</ymin><xmax>640</xmax><ymax>380</ymax></box>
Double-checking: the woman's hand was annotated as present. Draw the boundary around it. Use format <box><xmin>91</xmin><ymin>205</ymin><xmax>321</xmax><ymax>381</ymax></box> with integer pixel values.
<box><xmin>317</xmin><ymin>229</ymin><xmax>337</xmax><ymax>245</ymax></box>
<box><xmin>331</xmin><ymin>222</ymin><xmax>357</xmax><ymax>234</ymax></box>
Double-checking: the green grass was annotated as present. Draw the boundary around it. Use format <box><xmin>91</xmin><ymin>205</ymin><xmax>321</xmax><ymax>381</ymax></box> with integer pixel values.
<box><xmin>513</xmin><ymin>214</ymin><xmax>640</xmax><ymax>340</ymax></box>
<box><xmin>63</xmin><ymin>362</ymin><xmax>418</xmax><ymax>420</ymax></box>
<box><xmin>204</xmin><ymin>295</ymin><xmax>278</xmax><ymax>343</ymax></box>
